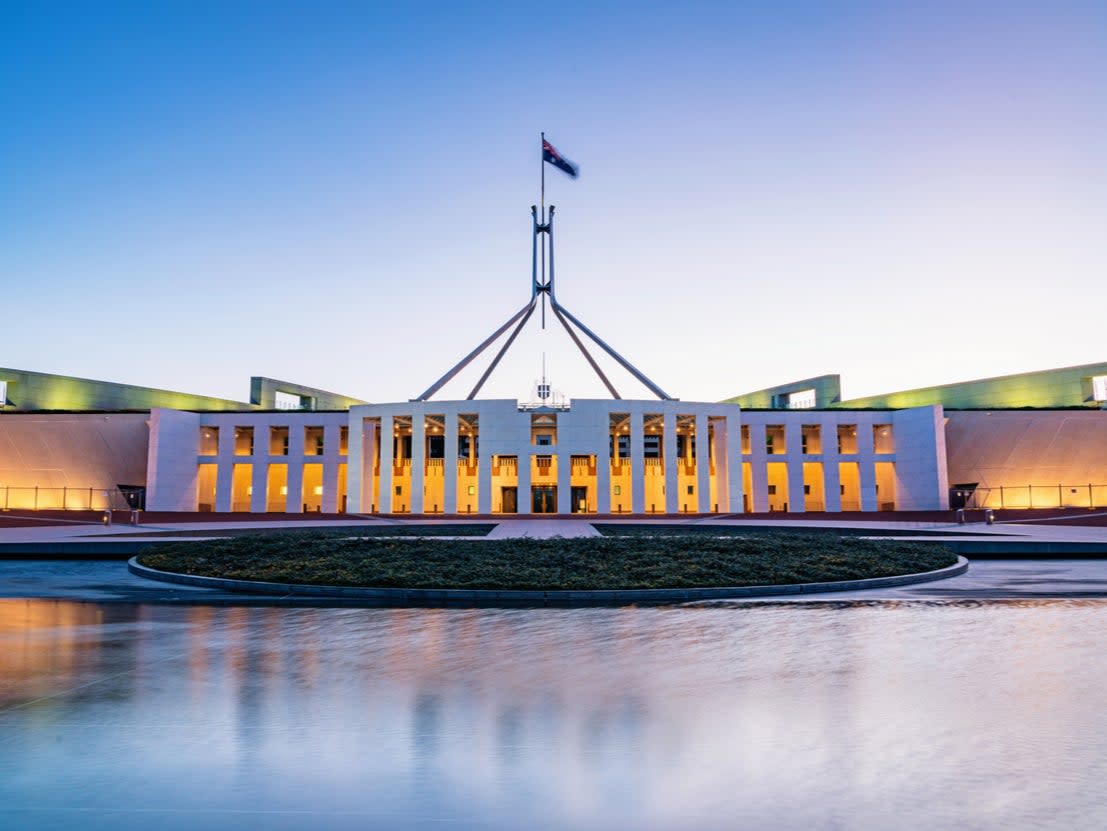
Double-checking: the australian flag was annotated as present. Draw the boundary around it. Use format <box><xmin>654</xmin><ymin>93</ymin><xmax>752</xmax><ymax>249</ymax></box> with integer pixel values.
<box><xmin>542</xmin><ymin>138</ymin><xmax>579</xmax><ymax>178</ymax></box>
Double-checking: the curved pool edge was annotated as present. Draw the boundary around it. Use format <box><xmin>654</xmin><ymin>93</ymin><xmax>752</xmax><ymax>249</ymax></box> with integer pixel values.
<box><xmin>126</xmin><ymin>556</ymin><xmax>970</xmax><ymax>607</ymax></box>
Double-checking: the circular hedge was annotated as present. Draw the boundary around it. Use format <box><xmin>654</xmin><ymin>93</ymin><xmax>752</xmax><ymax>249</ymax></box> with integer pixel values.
<box><xmin>137</xmin><ymin>531</ymin><xmax>957</xmax><ymax>592</ymax></box>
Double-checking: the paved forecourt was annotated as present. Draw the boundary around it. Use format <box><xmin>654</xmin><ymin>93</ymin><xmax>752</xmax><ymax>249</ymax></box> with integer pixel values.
<box><xmin>1</xmin><ymin>512</ymin><xmax>1107</xmax><ymax>604</ymax></box>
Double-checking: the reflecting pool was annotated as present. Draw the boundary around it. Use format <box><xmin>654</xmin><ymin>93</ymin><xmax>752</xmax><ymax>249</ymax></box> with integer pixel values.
<box><xmin>1</xmin><ymin>599</ymin><xmax>1105</xmax><ymax>830</ymax></box>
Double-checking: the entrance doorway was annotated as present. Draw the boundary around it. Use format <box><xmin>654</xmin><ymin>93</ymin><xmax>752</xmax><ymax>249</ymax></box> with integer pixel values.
<box><xmin>532</xmin><ymin>486</ymin><xmax>557</xmax><ymax>513</ymax></box>
<box><xmin>571</xmin><ymin>486</ymin><xmax>588</xmax><ymax>513</ymax></box>
<box><xmin>501</xmin><ymin>486</ymin><xmax>517</xmax><ymax>514</ymax></box>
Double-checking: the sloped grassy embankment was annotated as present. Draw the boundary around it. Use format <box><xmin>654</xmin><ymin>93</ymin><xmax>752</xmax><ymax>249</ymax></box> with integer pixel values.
<box><xmin>137</xmin><ymin>532</ymin><xmax>957</xmax><ymax>591</ymax></box>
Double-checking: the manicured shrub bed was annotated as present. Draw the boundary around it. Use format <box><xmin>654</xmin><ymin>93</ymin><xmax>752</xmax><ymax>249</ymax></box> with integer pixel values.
<box><xmin>137</xmin><ymin>533</ymin><xmax>956</xmax><ymax>591</ymax></box>
<box><xmin>593</xmin><ymin>523</ymin><xmax>975</xmax><ymax>538</ymax></box>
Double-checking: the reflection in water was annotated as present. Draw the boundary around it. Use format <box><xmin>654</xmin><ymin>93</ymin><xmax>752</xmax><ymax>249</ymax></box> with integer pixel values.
<box><xmin>0</xmin><ymin>598</ymin><xmax>1105</xmax><ymax>830</ymax></box>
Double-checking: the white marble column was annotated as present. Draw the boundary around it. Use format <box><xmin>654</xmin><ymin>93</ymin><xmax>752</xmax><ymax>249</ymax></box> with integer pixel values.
<box><xmin>517</xmin><ymin>450</ymin><xmax>531</xmax><ymax>515</ymax></box>
<box><xmin>410</xmin><ymin>406</ymin><xmax>425</xmax><ymax>515</ymax></box>
<box><xmin>664</xmin><ymin>409</ymin><xmax>679</xmax><ymax>514</ymax></box>
<box><xmin>822</xmin><ymin>418</ymin><xmax>842</xmax><ymax>512</ymax></box>
<box><xmin>557</xmin><ymin>448</ymin><xmax>572</xmax><ymax>514</ymax></box>
<box><xmin>749</xmin><ymin>423</ymin><xmax>769</xmax><ymax>513</ymax></box>
<box><xmin>631</xmin><ymin>408</ymin><xmax>645</xmax><ymax>514</ymax></box>
<box><xmin>725</xmin><ymin>412</ymin><xmax>742</xmax><ymax>513</ymax></box>
<box><xmin>696</xmin><ymin>413</ymin><xmax>710</xmax><ymax>513</ymax></box>
<box><xmin>444</xmin><ymin>409</ymin><xmax>458</xmax><ymax>514</ymax></box>
<box><xmin>379</xmin><ymin>414</ymin><xmax>394</xmax><ymax>513</ymax></box>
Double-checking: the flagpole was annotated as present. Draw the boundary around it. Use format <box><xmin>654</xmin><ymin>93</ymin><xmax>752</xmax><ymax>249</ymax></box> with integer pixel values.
<box><xmin>540</xmin><ymin>131</ymin><xmax>547</xmax><ymax>327</ymax></box>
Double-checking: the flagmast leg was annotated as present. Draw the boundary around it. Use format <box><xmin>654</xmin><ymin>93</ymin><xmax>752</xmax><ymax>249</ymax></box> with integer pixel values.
<box><xmin>540</xmin><ymin>132</ymin><xmax>547</xmax><ymax>327</ymax></box>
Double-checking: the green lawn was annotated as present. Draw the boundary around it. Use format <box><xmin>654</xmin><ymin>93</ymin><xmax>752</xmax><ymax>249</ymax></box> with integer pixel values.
<box><xmin>137</xmin><ymin>532</ymin><xmax>957</xmax><ymax>591</ymax></box>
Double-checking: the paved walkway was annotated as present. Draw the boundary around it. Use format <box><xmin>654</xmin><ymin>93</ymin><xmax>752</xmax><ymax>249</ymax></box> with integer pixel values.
<box><xmin>2</xmin><ymin>512</ymin><xmax>1105</xmax><ymax>542</ymax></box>
<box><xmin>487</xmin><ymin>520</ymin><xmax>600</xmax><ymax>539</ymax></box>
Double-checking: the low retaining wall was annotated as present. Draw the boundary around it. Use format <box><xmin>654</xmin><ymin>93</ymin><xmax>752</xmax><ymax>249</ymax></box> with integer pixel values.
<box><xmin>128</xmin><ymin>556</ymin><xmax>970</xmax><ymax>607</ymax></box>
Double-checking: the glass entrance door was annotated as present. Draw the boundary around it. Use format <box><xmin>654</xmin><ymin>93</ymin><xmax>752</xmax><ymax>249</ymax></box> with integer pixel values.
<box><xmin>531</xmin><ymin>486</ymin><xmax>557</xmax><ymax>514</ymax></box>
<box><xmin>571</xmin><ymin>486</ymin><xmax>588</xmax><ymax>513</ymax></box>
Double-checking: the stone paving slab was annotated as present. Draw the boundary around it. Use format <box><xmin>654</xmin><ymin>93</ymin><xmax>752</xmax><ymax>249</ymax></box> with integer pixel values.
<box><xmin>487</xmin><ymin>520</ymin><xmax>600</xmax><ymax>539</ymax></box>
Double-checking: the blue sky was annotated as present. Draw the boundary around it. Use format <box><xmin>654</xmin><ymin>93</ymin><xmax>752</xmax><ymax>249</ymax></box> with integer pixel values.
<box><xmin>2</xmin><ymin>1</ymin><xmax>1105</xmax><ymax>404</ymax></box>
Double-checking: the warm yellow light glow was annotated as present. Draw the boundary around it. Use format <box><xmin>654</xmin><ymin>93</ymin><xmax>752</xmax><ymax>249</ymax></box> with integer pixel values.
<box><xmin>246</xmin><ymin>486</ymin><xmax>252</xmax><ymax>495</ymax></box>
<box><xmin>280</xmin><ymin>486</ymin><xmax>288</xmax><ymax>495</ymax></box>
<box><xmin>313</xmin><ymin>486</ymin><xmax>323</xmax><ymax>495</ymax></box>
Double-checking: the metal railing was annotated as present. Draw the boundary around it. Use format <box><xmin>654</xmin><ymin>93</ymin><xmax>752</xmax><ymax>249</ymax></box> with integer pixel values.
<box><xmin>963</xmin><ymin>484</ymin><xmax>1107</xmax><ymax>510</ymax></box>
<box><xmin>0</xmin><ymin>486</ymin><xmax>133</xmax><ymax>511</ymax></box>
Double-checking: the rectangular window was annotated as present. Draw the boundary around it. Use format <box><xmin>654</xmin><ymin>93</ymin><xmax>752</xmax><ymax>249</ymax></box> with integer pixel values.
<box><xmin>609</xmin><ymin>433</ymin><xmax>630</xmax><ymax>459</ymax></box>
<box><xmin>873</xmin><ymin>424</ymin><xmax>894</xmax><ymax>454</ymax></box>
<box><xmin>741</xmin><ymin>425</ymin><xmax>751</xmax><ymax>454</ymax></box>
<box><xmin>266</xmin><ymin>464</ymin><xmax>288</xmax><ymax>512</ymax></box>
<box><xmin>339</xmin><ymin>426</ymin><xmax>349</xmax><ymax>455</ymax></box>
<box><xmin>269</xmin><ymin>426</ymin><xmax>289</xmax><ymax>456</ymax></box>
<box><xmin>302</xmin><ymin>463</ymin><xmax>323</xmax><ymax>512</ymax></box>
<box><xmin>305</xmin><ymin>426</ymin><xmax>325</xmax><ymax>456</ymax></box>
<box><xmin>531</xmin><ymin>413</ymin><xmax>557</xmax><ymax>445</ymax></box>
<box><xmin>458</xmin><ymin>434</ymin><xmax>478</xmax><ymax>460</ymax></box>
<box><xmin>677</xmin><ymin>434</ymin><xmax>697</xmax><ymax>458</ymax></box>
<box><xmin>199</xmin><ymin>426</ymin><xmax>220</xmax><ymax>456</ymax></box>
<box><xmin>801</xmin><ymin>425</ymin><xmax>821</xmax><ymax>455</ymax></box>
<box><xmin>875</xmin><ymin>462</ymin><xmax>896</xmax><ymax>510</ymax></box>
<box><xmin>197</xmin><ymin>463</ymin><xmax>217</xmax><ymax>511</ymax></box>
<box><xmin>427</xmin><ymin>435</ymin><xmax>445</xmax><ymax>458</ymax></box>
<box><xmin>644</xmin><ymin>414</ymin><xmax>663</xmax><ymax>458</ymax></box>
<box><xmin>837</xmin><ymin>425</ymin><xmax>858</xmax><ymax>454</ymax></box>
<box><xmin>765</xmin><ymin>425</ymin><xmax>785</xmax><ymax>454</ymax></box>
<box><xmin>231</xmin><ymin>463</ymin><xmax>252</xmax><ymax>511</ymax></box>
<box><xmin>839</xmin><ymin>461</ymin><xmax>861</xmax><ymax>511</ymax></box>
<box><xmin>234</xmin><ymin>427</ymin><xmax>254</xmax><ymax>456</ymax></box>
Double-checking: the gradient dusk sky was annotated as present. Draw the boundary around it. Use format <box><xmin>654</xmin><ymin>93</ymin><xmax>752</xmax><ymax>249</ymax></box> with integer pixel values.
<box><xmin>3</xmin><ymin>1</ymin><xmax>1105</xmax><ymax>405</ymax></box>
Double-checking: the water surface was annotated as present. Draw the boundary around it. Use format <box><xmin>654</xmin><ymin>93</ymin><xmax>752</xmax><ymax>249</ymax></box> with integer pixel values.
<box><xmin>0</xmin><ymin>599</ymin><xmax>1104</xmax><ymax>830</ymax></box>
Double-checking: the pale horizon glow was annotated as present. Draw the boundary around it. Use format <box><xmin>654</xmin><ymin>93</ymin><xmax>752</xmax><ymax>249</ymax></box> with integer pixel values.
<box><xmin>2</xmin><ymin>2</ymin><xmax>1105</xmax><ymax>405</ymax></box>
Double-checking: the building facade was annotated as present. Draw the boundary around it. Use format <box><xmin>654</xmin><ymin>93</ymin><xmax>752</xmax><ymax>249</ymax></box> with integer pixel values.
<box><xmin>135</xmin><ymin>398</ymin><xmax>947</xmax><ymax>514</ymax></box>
<box><xmin>1</xmin><ymin>363</ymin><xmax>1104</xmax><ymax>516</ymax></box>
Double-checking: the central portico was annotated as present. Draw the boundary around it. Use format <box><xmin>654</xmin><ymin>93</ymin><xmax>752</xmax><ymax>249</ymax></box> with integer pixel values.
<box><xmin>346</xmin><ymin>399</ymin><xmax>742</xmax><ymax>516</ymax></box>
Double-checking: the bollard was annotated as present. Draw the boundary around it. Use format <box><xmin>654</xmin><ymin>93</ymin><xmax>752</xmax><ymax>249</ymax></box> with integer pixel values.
<box><xmin>956</xmin><ymin>508</ymin><xmax>965</xmax><ymax>524</ymax></box>
<box><xmin>130</xmin><ymin>510</ymin><xmax>140</xmax><ymax>526</ymax></box>
<box><xmin>102</xmin><ymin>510</ymin><xmax>112</xmax><ymax>526</ymax></box>
<box><xmin>985</xmin><ymin>508</ymin><xmax>995</xmax><ymax>525</ymax></box>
